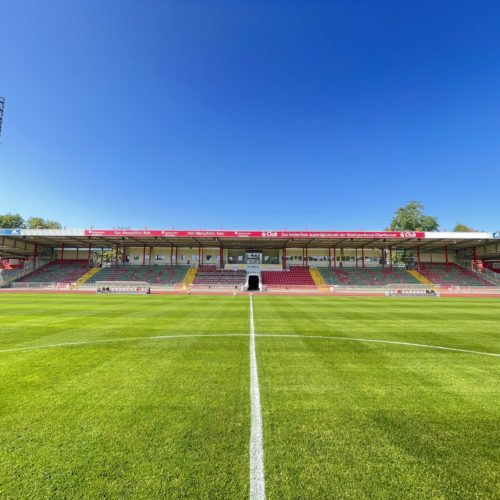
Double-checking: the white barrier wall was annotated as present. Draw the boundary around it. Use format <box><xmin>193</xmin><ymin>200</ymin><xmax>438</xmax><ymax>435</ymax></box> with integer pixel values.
<box><xmin>52</xmin><ymin>246</ymin><xmax>457</xmax><ymax>268</ymax></box>
<box><xmin>122</xmin><ymin>247</ymin><xmax>227</xmax><ymax>266</ymax></box>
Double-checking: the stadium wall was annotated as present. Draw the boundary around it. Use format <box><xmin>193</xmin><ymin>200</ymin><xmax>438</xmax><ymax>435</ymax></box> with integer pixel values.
<box><xmin>53</xmin><ymin>247</ymin><xmax>458</xmax><ymax>267</ymax></box>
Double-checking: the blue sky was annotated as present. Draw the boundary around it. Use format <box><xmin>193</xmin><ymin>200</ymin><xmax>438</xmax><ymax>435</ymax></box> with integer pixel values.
<box><xmin>1</xmin><ymin>0</ymin><xmax>499</xmax><ymax>231</ymax></box>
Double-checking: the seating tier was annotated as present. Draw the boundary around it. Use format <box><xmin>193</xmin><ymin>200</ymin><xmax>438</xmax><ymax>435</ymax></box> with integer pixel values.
<box><xmin>87</xmin><ymin>265</ymin><xmax>190</xmax><ymax>285</ymax></box>
<box><xmin>319</xmin><ymin>267</ymin><xmax>419</xmax><ymax>286</ymax></box>
<box><xmin>418</xmin><ymin>263</ymin><xmax>493</xmax><ymax>287</ymax></box>
<box><xmin>16</xmin><ymin>260</ymin><xmax>91</xmax><ymax>283</ymax></box>
<box><xmin>261</xmin><ymin>267</ymin><xmax>315</xmax><ymax>286</ymax></box>
<box><xmin>193</xmin><ymin>269</ymin><xmax>246</xmax><ymax>286</ymax></box>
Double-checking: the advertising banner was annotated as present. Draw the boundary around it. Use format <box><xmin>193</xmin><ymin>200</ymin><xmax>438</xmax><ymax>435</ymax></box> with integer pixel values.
<box><xmin>84</xmin><ymin>229</ymin><xmax>425</xmax><ymax>239</ymax></box>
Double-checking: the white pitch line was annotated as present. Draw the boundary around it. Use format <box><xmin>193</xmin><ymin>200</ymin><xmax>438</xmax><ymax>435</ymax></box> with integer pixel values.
<box><xmin>0</xmin><ymin>333</ymin><xmax>497</xmax><ymax>359</ymax></box>
<box><xmin>0</xmin><ymin>333</ymin><xmax>248</xmax><ymax>354</ymax></box>
<box><xmin>255</xmin><ymin>334</ymin><xmax>500</xmax><ymax>358</ymax></box>
<box><xmin>249</xmin><ymin>294</ymin><xmax>266</xmax><ymax>500</ymax></box>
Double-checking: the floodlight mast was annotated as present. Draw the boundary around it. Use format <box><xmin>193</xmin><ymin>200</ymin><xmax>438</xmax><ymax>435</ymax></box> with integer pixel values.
<box><xmin>0</xmin><ymin>97</ymin><xmax>5</xmax><ymax>140</ymax></box>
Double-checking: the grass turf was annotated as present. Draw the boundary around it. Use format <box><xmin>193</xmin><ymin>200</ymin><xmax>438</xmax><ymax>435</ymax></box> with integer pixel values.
<box><xmin>0</xmin><ymin>294</ymin><xmax>498</xmax><ymax>498</ymax></box>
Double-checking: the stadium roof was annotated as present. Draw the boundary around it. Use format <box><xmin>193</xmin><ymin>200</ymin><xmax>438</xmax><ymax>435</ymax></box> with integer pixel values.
<box><xmin>1</xmin><ymin>229</ymin><xmax>499</xmax><ymax>258</ymax></box>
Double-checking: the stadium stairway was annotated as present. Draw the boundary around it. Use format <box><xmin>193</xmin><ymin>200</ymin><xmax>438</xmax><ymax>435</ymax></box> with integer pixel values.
<box><xmin>73</xmin><ymin>267</ymin><xmax>101</xmax><ymax>288</ymax></box>
<box><xmin>182</xmin><ymin>267</ymin><xmax>197</xmax><ymax>287</ymax></box>
<box><xmin>408</xmin><ymin>270</ymin><xmax>433</xmax><ymax>285</ymax></box>
<box><xmin>310</xmin><ymin>268</ymin><xmax>327</xmax><ymax>287</ymax></box>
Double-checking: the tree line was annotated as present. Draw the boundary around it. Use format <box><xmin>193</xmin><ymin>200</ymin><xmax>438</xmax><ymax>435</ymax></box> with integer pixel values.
<box><xmin>0</xmin><ymin>213</ymin><xmax>62</xmax><ymax>229</ymax></box>
<box><xmin>388</xmin><ymin>201</ymin><xmax>476</xmax><ymax>232</ymax></box>
<box><xmin>0</xmin><ymin>204</ymin><xmax>477</xmax><ymax>232</ymax></box>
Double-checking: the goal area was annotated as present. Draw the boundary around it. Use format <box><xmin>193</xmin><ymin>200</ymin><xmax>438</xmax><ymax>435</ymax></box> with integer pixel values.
<box><xmin>96</xmin><ymin>281</ymin><xmax>151</xmax><ymax>295</ymax></box>
<box><xmin>384</xmin><ymin>283</ymin><xmax>440</xmax><ymax>297</ymax></box>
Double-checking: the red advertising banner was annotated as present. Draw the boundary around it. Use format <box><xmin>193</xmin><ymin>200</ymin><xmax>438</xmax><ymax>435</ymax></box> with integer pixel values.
<box><xmin>84</xmin><ymin>229</ymin><xmax>425</xmax><ymax>239</ymax></box>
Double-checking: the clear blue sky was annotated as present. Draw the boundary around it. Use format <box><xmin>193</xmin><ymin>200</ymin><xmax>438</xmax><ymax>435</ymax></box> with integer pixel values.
<box><xmin>1</xmin><ymin>0</ymin><xmax>499</xmax><ymax>231</ymax></box>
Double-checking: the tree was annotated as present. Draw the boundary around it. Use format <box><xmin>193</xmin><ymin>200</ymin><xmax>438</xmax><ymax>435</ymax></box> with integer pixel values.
<box><xmin>453</xmin><ymin>223</ymin><xmax>475</xmax><ymax>232</ymax></box>
<box><xmin>26</xmin><ymin>217</ymin><xmax>62</xmax><ymax>229</ymax></box>
<box><xmin>0</xmin><ymin>213</ymin><xmax>25</xmax><ymax>228</ymax></box>
<box><xmin>389</xmin><ymin>201</ymin><xmax>439</xmax><ymax>231</ymax></box>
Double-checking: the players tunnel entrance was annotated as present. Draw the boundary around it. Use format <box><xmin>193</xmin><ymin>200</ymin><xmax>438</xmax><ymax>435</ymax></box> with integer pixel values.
<box><xmin>248</xmin><ymin>275</ymin><xmax>260</xmax><ymax>291</ymax></box>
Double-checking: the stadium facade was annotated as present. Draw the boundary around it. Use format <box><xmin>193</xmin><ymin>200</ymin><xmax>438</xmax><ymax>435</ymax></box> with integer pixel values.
<box><xmin>1</xmin><ymin>228</ymin><xmax>499</xmax><ymax>292</ymax></box>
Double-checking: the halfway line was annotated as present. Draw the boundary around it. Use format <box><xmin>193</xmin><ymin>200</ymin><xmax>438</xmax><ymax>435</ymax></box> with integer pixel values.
<box><xmin>249</xmin><ymin>295</ymin><xmax>266</xmax><ymax>499</ymax></box>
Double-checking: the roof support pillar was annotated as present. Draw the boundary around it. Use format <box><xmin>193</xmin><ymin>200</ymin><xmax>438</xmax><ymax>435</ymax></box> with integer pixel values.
<box><xmin>334</xmin><ymin>247</ymin><xmax>337</xmax><ymax>270</ymax></box>
<box><xmin>282</xmin><ymin>246</ymin><xmax>287</xmax><ymax>269</ymax></box>
<box><xmin>220</xmin><ymin>246</ymin><xmax>224</xmax><ymax>269</ymax></box>
<box><xmin>361</xmin><ymin>247</ymin><xmax>365</xmax><ymax>269</ymax></box>
<box><xmin>417</xmin><ymin>245</ymin><xmax>421</xmax><ymax>272</ymax></box>
<box><xmin>445</xmin><ymin>246</ymin><xmax>449</xmax><ymax>271</ymax></box>
<box><xmin>389</xmin><ymin>246</ymin><xmax>393</xmax><ymax>272</ymax></box>
<box><xmin>33</xmin><ymin>242</ymin><xmax>38</xmax><ymax>268</ymax></box>
<box><xmin>88</xmin><ymin>243</ymin><xmax>92</xmax><ymax>265</ymax></box>
<box><xmin>143</xmin><ymin>245</ymin><xmax>146</xmax><ymax>266</ymax></box>
<box><xmin>60</xmin><ymin>242</ymin><xmax>65</xmax><ymax>264</ymax></box>
<box><xmin>170</xmin><ymin>245</ymin><xmax>174</xmax><ymax>266</ymax></box>
<box><xmin>115</xmin><ymin>243</ymin><xmax>118</xmax><ymax>268</ymax></box>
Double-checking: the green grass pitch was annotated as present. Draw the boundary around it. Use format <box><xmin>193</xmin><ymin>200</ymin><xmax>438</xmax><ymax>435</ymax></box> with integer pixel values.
<box><xmin>0</xmin><ymin>294</ymin><xmax>498</xmax><ymax>498</ymax></box>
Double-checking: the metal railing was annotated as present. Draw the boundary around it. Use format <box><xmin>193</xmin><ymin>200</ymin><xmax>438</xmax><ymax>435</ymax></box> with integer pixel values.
<box><xmin>9</xmin><ymin>282</ymin><xmax>72</xmax><ymax>289</ymax></box>
<box><xmin>473</xmin><ymin>265</ymin><xmax>500</xmax><ymax>285</ymax></box>
<box><xmin>0</xmin><ymin>259</ymin><xmax>52</xmax><ymax>285</ymax></box>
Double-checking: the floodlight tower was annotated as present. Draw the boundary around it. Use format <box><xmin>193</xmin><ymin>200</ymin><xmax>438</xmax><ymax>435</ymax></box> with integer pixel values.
<box><xmin>0</xmin><ymin>97</ymin><xmax>5</xmax><ymax>140</ymax></box>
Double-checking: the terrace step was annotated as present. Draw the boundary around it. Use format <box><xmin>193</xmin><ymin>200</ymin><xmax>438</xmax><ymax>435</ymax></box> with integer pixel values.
<box><xmin>310</xmin><ymin>268</ymin><xmax>327</xmax><ymax>287</ymax></box>
<box><xmin>183</xmin><ymin>268</ymin><xmax>197</xmax><ymax>287</ymax></box>
<box><xmin>74</xmin><ymin>267</ymin><xmax>102</xmax><ymax>288</ymax></box>
<box><xmin>408</xmin><ymin>270</ymin><xmax>433</xmax><ymax>285</ymax></box>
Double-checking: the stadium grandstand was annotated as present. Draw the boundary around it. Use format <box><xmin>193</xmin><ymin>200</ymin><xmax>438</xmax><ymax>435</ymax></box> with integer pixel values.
<box><xmin>1</xmin><ymin>228</ymin><xmax>499</xmax><ymax>294</ymax></box>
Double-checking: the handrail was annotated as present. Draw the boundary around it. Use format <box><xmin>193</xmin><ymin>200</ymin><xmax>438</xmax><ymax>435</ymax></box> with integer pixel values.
<box><xmin>473</xmin><ymin>265</ymin><xmax>500</xmax><ymax>285</ymax></box>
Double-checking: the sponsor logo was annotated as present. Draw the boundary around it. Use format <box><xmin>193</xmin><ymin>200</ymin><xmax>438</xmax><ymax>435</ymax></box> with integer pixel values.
<box><xmin>493</xmin><ymin>232</ymin><xmax>500</xmax><ymax>239</ymax></box>
<box><xmin>0</xmin><ymin>229</ymin><xmax>21</xmax><ymax>235</ymax></box>
<box><xmin>262</xmin><ymin>231</ymin><xmax>278</xmax><ymax>237</ymax></box>
<box><xmin>401</xmin><ymin>231</ymin><xmax>417</xmax><ymax>238</ymax></box>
